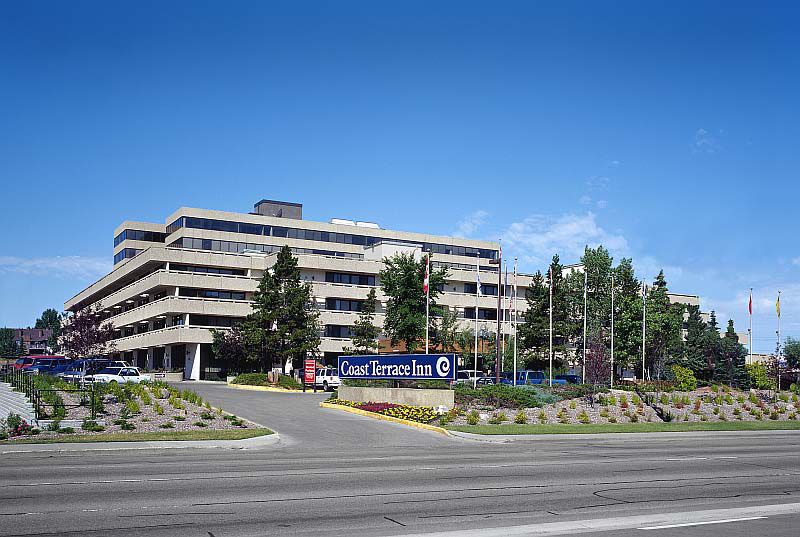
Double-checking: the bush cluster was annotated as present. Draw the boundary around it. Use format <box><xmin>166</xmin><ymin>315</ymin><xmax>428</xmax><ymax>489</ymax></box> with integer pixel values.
<box><xmin>454</xmin><ymin>384</ymin><xmax>556</xmax><ymax>409</ymax></box>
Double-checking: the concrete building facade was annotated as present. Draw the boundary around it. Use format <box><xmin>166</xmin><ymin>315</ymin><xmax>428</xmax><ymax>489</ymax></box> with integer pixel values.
<box><xmin>65</xmin><ymin>200</ymin><xmax>531</xmax><ymax>380</ymax></box>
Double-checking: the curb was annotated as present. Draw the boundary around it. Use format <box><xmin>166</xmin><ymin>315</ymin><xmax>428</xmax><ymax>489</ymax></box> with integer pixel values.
<box><xmin>228</xmin><ymin>383</ymin><xmax>325</xmax><ymax>394</ymax></box>
<box><xmin>319</xmin><ymin>401</ymin><xmax>451</xmax><ymax>436</ymax></box>
<box><xmin>0</xmin><ymin>431</ymin><xmax>281</xmax><ymax>454</ymax></box>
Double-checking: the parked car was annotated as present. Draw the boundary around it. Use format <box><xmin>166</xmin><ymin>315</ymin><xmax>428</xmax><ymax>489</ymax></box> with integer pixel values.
<box><xmin>555</xmin><ymin>374</ymin><xmax>583</xmax><ymax>384</ymax></box>
<box><xmin>91</xmin><ymin>367</ymin><xmax>151</xmax><ymax>384</ymax></box>
<box><xmin>59</xmin><ymin>360</ymin><xmax>129</xmax><ymax>382</ymax></box>
<box><xmin>474</xmin><ymin>376</ymin><xmax>498</xmax><ymax>387</ymax></box>
<box><xmin>11</xmin><ymin>356</ymin><xmax>37</xmax><ymax>371</ymax></box>
<box><xmin>315</xmin><ymin>368</ymin><xmax>340</xmax><ymax>391</ymax></box>
<box><xmin>454</xmin><ymin>370</ymin><xmax>485</xmax><ymax>385</ymax></box>
<box><xmin>27</xmin><ymin>357</ymin><xmax>70</xmax><ymax>375</ymax></box>
<box><xmin>514</xmin><ymin>370</ymin><xmax>567</xmax><ymax>385</ymax></box>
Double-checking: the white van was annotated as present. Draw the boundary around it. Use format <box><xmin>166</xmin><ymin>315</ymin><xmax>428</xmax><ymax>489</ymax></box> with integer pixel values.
<box><xmin>315</xmin><ymin>368</ymin><xmax>340</xmax><ymax>391</ymax></box>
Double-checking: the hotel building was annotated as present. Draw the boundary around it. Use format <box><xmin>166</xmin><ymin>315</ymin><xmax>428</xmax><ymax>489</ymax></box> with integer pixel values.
<box><xmin>65</xmin><ymin>200</ymin><xmax>529</xmax><ymax>380</ymax></box>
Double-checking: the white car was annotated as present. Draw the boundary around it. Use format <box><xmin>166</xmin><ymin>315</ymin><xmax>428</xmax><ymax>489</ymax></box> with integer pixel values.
<box><xmin>315</xmin><ymin>368</ymin><xmax>340</xmax><ymax>391</ymax></box>
<box><xmin>91</xmin><ymin>367</ymin><xmax>151</xmax><ymax>384</ymax></box>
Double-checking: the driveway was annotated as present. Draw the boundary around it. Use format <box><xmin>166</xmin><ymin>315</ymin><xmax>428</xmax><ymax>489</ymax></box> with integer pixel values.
<box><xmin>179</xmin><ymin>381</ymin><xmax>452</xmax><ymax>450</ymax></box>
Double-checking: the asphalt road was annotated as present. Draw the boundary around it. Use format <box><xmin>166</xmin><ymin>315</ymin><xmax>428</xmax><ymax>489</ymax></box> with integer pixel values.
<box><xmin>2</xmin><ymin>382</ymin><xmax>800</xmax><ymax>537</ymax></box>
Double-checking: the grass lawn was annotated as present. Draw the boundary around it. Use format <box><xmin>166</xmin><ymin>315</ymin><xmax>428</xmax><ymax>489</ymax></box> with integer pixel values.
<box><xmin>1</xmin><ymin>428</ymin><xmax>273</xmax><ymax>444</ymax></box>
<box><xmin>447</xmin><ymin>420</ymin><xmax>800</xmax><ymax>435</ymax></box>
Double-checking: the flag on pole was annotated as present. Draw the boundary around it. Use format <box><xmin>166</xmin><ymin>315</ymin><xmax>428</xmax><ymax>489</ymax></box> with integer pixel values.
<box><xmin>423</xmin><ymin>255</ymin><xmax>430</xmax><ymax>295</ymax></box>
<box><xmin>777</xmin><ymin>291</ymin><xmax>781</xmax><ymax>318</ymax></box>
<box><xmin>749</xmin><ymin>290</ymin><xmax>753</xmax><ymax>315</ymax></box>
<box><xmin>510</xmin><ymin>259</ymin><xmax>517</xmax><ymax>312</ymax></box>
<box><xmin>476</xmin><ymin>264</ymin><xmax>482</xmax><ymax>296</ymax></box>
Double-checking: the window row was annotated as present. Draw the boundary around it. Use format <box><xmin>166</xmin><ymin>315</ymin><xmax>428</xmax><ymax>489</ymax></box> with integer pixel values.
<box><xmin>325</xmin><ymin>272</ymin><xmax>376</xmax><ymax>286</ymax></box>
<box><xmin>324</xmin><ymin>325</ymin><xmax>356</xmax><ymax>338</ymax></box>
<box><xmin>325</xmin><ymin>298</ymin><xmax>363</xmax><ymax>312</ymax></box>
<box><xmin>188</xmin><ymin>315</ymin><xmax>242</xmax><ymax>327</ymax></box>
<box><xmin>172</xmin><ymin>237</ymin><xmax>363</xmax><ymax>260</ymax></box>
<box><xmin>166</xmin><ymin>216</ymin><xmax>498</xmax><ymax>259</ymax></box>
<box><xmin>179</xmin><ymin>288</ymin><xmax>246</xmax><ymax>300</ymax></box>
<box><xmin>169</xmin><ymin>264</ymin><xmax>246</xmax><ymax>276</ymax></box>
<box><xmin>113</xmin><ymin>248</ymin><xmax>142</xmax><ymax>265</ymax></box>
<box><xmin>114</xmin><ymin>229</ymin><xmax>168</xmax><ymax>247</ymax></box>
<box><xmin>462</xmin><ymin>283</ymin><xmax>513</xmax><ymax>296</ymax></box>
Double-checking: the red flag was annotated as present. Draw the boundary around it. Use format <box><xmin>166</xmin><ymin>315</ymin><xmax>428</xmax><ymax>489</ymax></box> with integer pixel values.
<box><xmin>748</xmin><ymin>290</ymin><xmax>752</xmax><ymax>315</ymax></box>
<box><xmin>423</xmin><ymin>255</ymin><xmax>430</xmax><ymax>295</ymax></box>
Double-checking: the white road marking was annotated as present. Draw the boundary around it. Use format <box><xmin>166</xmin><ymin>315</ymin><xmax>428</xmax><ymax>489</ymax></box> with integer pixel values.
<box><xmin>638</xmin><ymin>516</ymin><xmax>767</xmax><ymax>530</ymax></box>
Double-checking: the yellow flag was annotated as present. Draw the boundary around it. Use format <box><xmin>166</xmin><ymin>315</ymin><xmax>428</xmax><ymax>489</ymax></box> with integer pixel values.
<box><xmin>776</xmin><ymin>292</ymin><xmax>781</xmax><ymax>318</ymax></box>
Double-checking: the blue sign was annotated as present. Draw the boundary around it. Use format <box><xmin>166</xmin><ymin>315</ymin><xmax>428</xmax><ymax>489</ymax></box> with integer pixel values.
<box><xmin>338</xmin><ymin>354</ymin><xmax>457</xmax><ymax>381</ymax></box>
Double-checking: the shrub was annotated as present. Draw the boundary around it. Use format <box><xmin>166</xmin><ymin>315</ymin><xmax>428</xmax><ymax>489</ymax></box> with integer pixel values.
<box><xmin>467</xmin><ymin>410</ymin><xmax>480</xmax><ymax>425</ymax></box>
<box><xmin>488</xmin><ymin>412</ymin><xmax>507</xmax><ymax>425</ymax></box>
<box><xmin>779</xmin><ymin>393</ymin><xmax>789</xmax><ymax>403</ymax></box>
<box><xmin>159</xmin><ymin>422</ymin><xmax>175</xmax><ymax>429</ymax></box>
<box><xmin>47</xmin><ymin>420</ymin><xmax>61</xmax><ymax>432</ymax></box>
<box><xmin>700</xmin><ymin>414</ymin><xmax>708</xmax><ymax>421</ymax></box>
<box><xmin>120</xmin><ymin>421</ymin><xmax>136</xmax><ymax>430</ymax></box>
<box><xmin>58</xmin><ymin>427</ymin><xmax>75</xmax><ymax>434</ymax></box>
<box><xmin>454</xmin><ymin>384</ymin><xmax>554</xmax><ymax>409</ymax></box>
<box><xmin>200</xmin><ymin>412</ymin><xmax>215</xmax><ymax>421</ymax></box>
<box><xmin>660</xmin><ymin>394</ymin><xmax>669</xmax><ymax>405</ymax></box>
<box><xmin>231</xmin><ymin>373</ymin><xmax>270</xmax><ymax>386</ymax></box>
<box><xmin>81</xmin><ymin>419</ymin><xmax>105</xmax><ymax>432</ymax></box>
<box><xmin>277</xmin><ymin>375</ymin><xmax>302</xmax><ymax>390</ymax></box>
<box><xmin>628</xmin><ymin>412</ymin><xmax>638</xmax><ymax>423</ymax></box>
<box><xmin>599</xmin><ymin>408</ymin><xmax>609</xmax><ymax>418</ymax></box>
<box><xmin>194</xmin><ymin>421</ymin><xmax>208</xmax><ymax>427</ymax></box>
<box><xmin>577</xmin><ymin>410</ymin><xmax>590</xmax><ymax>424</ymax></box>
<box><xmin>538</xmin><ymin>410</ymin><xmax>547</xmax><ymax>423</ymax></box>
<box><xmin>174</xmin><ymin>415</ymin><xmax>186</xmax><ymax>421</ymax></box>
<box><xmin>125</xmin><ymin>400</ymin><xmax>141</xmax><ymax>415</ymax></box>
<box><xmin>514</xmin><ymin>410</ymin><xmax>527</xmax><ymax>424</ymax></box>
<box><xmin>770</xmin><ymin>410</ymin><xmax>780</xmax><ymax>420</ymax></box>
<box><xmin>746</xmin><ymin>363</ymin><xmax>774</xmax><ymax>390</ymax></box>
<box><xmin>569</xmin><ymin>400</ymin><xmax>577</xmax><ymax>410</ymax></box>
<box><xmin>671</xmin><ymin>364</ymin><xmax>697</xmax><ymax>391</ymax></box>
<box><xmin>153</xmin><ymin>402</ymin><xmax>164</xmax><ymax>415</ymax></box>
<box><xmin>608</xmin><ymin>415</ymin><xmax>617</xmax><ymax>423</ymax></box>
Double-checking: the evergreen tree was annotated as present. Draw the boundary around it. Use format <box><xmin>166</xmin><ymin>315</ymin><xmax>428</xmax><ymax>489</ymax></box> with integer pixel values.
<box><xmin>700</xmin><ymin>311</ymin><xmax>721</xmax><ymax>382</ymax></box>
<box><xmin>784</xmin><ymin>337</ymin><xmax>800</xmax><ymax>385</ymax></box>
<box><xmin>379</xmin><ymin>253</ymin><xmax>447</xmax><ymax>353</ymax></box>
<box><xmin>644</xmin><ymin>271</ymin><xmax>684</xmax><ymax>379</ymax></box>
<box><xmin>344</xmin><ymin>287</ymin><xmax>380</xmax><ymax>355</ymax></box>
<box><xmin>244</xmin><ymin>246</ymin><xmax>320</xmax><ymax>372</ymax></box>
<box><xmin>517</xmin><ymin>271</ymin><xmax>548</xmax><ymax>366</ymax></box>
<box><xmin>455</xmin><ymin>327</ymin><xmax>475</xmax><ymax>369</ymax></box>
<box><xmin>715</xmin><ymin>319</ymin><xmax>749</xmax><ymax>387</ymax></box>
<box><xmin>682</xmin><ymin>305</ymin><xmax>707</xmax><ymax>375</ymax></box>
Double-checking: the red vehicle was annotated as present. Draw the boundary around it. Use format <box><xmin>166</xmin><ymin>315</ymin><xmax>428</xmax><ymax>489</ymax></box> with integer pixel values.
<box><xmin>12</xmin><ymin>355</ymin><xmax>50</xmax><ymax>371</ymax></box>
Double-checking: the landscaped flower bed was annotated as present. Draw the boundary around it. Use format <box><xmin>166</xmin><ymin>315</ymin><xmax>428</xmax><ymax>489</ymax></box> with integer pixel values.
<box><xmin>446</xmin><ymin>386</ymin><xmax>800</xmax><ymax>427</ymax></box>
<box><xmin>1</xmin><ymin>378</ymin><xmax>252</xmax><ymax>441</ymax></box>
<box><xmin>328</xmin><ymin>399</ymin><xmax>438</xmax><ymax>423</ymax></box>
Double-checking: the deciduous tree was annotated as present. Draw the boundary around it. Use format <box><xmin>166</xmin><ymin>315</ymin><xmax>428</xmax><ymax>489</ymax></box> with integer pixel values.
<box><xmin>59</xmin><ymin>304</ymin><xmax>116</xmax><ymax>359</ymax></box>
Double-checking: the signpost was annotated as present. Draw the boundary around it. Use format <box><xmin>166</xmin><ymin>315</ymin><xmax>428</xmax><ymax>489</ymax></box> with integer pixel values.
<box><xmin>338</xmin><ymin>354</ymin><xmax>457</xmax><ymax>381</ymax></box>
<box><xmin>304</xmin><ymin>359</ymin><xmax>316</xmax><ymax>393</ymax></box>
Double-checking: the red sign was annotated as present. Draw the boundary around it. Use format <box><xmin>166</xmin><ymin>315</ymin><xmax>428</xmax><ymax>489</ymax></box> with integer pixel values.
<box><xmin>304</xmin><ymin>359</ymin><xmax>316</xmax><ymax>384</ymax></box>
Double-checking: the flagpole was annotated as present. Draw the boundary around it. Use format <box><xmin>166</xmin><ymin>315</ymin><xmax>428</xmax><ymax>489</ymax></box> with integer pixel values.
<box><xmin>501</xmin><ymin>264</ymin><xmax>507</xmax><ymax>372</ymax></box>
<box><xmin>474</xmin><ymin>253</ymin><xmax>479</xmax><ymax>388</ymax></box>
<box><xmin>425</xmin><ymin>255</ymin><xmax>430</xmax><ymax>354</ymax></box>
<box><xmin>513</xmin><ymin>258</ymin><xmax>518</xmax><ymax>387</ymax></box>
<box><xmin>582</xmin><ymin>269</ymin><xmax>588</xmax><ymax>382</ymax></box>
<box><xmin>749</xmin><ymin>288</ymin><xmax>753</xmax><ymax>365</ymax></box>
<box><xmin>642</xmin><ymin>282</ymin><xmax>647</xmax><ymax>381</ymax></box>
<box><xmin>549</xmin><ymin>266</ymin><xmax>553</xmax><ymax>387</ymax></box>
<box><xmin>777</xmin><ymin>290</ymin><xmax>781</xmax><ymax>391</ymax></box>
<box><xmin>611</xmin><ymin>273</ymin><xmax>615</xmax><ymax>389</ymax></box>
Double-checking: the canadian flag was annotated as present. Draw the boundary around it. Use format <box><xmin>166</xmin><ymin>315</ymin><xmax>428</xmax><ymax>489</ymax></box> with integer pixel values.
<box><xmin>423</xmin><ymin>255</ymin><xmax>430</xmax><ymax>295</ymax></box>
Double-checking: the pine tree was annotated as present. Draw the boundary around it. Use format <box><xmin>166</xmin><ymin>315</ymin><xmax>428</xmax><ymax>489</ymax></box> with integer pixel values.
<box><xmin>700</xmin><ymin>311</ymin><xmax>721</xmax><ymax>382</ymax></box>
<box><xmin>644</xmin><ymin>271</ymin><xmax>684</xmax><ymax>379</ymax></box>
<box><xmin>379</xmin><ymin>253</ymin><xmax>447</xmax><ymax>353</ymax></box>
<box><xmin>345</xmin><ymin>288</ymin><xmax>380</xmax><ymax>355</ymax></box>
<box><xmin>682</xmin><ymin>305</ymin><xmax>707</xmax><ymax>375</ymax></box>
<box><xmin>244</xmin><ymin>246</ymin><xmax>320</xmax><ymax>372</ymax></box>
<box><xmin>715</xmin><ymin>319</ymin><xmax>748</xmax><ymax>388</ymax></box>
<box><xmin>518</xmin><ymin>271</ymin><xmax>548</xmax><ymax>366</ymax></box>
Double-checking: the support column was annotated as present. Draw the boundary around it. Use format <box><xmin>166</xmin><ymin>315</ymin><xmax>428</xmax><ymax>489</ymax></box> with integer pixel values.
<box><xmin>185</xmin><ymin>343</ymin><xmax>201</xmax><ymax>381</ymax></box>
<box><xmin>164</xmin><ymin>346</ymin><xmax>172</xmax><ymax>370</ymax></box>
<box><xmin>146</xmin><ymin>347</ymin><xmax>154</xmax><ymax>370</ymax></box>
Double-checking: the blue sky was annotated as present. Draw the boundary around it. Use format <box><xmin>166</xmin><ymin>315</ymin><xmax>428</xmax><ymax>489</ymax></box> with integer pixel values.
<box><xmin>1</xmin><ymin>1</ymin><xmax>798</xmax><ymax>352</ymax></box>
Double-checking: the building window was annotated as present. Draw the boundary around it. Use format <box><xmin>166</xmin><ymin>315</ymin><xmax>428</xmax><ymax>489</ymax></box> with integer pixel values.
<box><xmin>179</xmin><ymin>288</ymin><xmax>246</xmax><ymax>300</ymax></box>
<box><xmin>324</xmin><ymin>325</ymin><xmax>355</xmax><ymax>338</ymax></box>
<box><xmin>113</xmin><ymin>248</ymin><xmax>142</xmax><ymax>265</ymax></box>
<box><xmin>463</xmin><ymin>307</ymin><xmax>498</xmax><ymax>321</ymax></box>
<box><xmin>325</xmin><ymin>272</ymin><xmax>376</xmax><ymax>286</ymax></box>
<box><xmin>325</xmin><ymin>298</ymin><xmax>363</xmax><ymax>312</ymax></box>
<box><xmin>188</xmin><ymin>315</ymin><xmax>242</xmax><ymax>327</ymax></box>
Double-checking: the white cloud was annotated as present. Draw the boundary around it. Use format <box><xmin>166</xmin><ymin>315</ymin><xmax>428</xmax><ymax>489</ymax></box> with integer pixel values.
<box><xmin>0</xmin><ymin>256</ymin><xmax>111</xmax><ymax>280</ymax></box>
<box><xmin>608</xmin><ymin>160</ymin><xmax>620</xmax><ymax>167</ymax></box>
<box><xmin>792</xmin><ymin>257</ymin><xmax>800</xmax><ymax>266</ymax></box>
<box><xmin>586</xmin><ymin>175</ymin><xmax>610</xmax><ymax>191</ymax></box>
<box><xmin>579</xmin><ymin>195</ymin><xmax>592</xmax><ymax>206</ymax></box>
<box><xmin>694</xmin><ymin>128</ymin><xmax>720</xmax><ymax>154</ymax></box>
<box><xmin>454</xmin><ymin>210</ymin><xmax>489</xmax><ymax>238</ymax></box>
<box><xmin>596</xmin><ymin>200</ymin><xmax>607</xmax><ymax>209</ymax></box>
<box><xmin>501</xmin><ymin>212</ymin><xmax>629</xmax><ymax>267</ymax></box>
